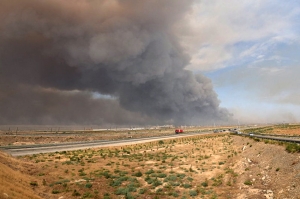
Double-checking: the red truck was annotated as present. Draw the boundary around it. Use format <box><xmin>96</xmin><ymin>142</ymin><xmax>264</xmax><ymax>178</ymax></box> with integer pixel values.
<box><xmin>175</xmin><ymin>129</ymin><xmax>184</xmax><ymax>134</ymax></box>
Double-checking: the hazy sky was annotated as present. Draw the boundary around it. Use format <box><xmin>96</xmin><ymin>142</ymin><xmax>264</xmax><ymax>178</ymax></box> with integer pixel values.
<box><xmin>182</xmin><ymin>0</ymin><xmax>300</xmax><ymax>124</ymax></box>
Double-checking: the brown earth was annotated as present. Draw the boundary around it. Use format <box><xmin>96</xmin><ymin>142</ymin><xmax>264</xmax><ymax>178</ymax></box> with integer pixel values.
<box><xmin>1</xmin><ymin>130</ymin><xmax>300</xmax><ymax>199</ymax></box>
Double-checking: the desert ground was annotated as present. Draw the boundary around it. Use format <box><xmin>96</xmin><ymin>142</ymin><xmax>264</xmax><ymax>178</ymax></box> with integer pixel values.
<box><xmin>0</xmin><ymin>125</ymin><xmax>300</xmax><ymax>199</ymax></box>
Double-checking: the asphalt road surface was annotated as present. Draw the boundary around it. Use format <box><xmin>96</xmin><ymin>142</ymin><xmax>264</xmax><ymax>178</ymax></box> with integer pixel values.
<box><xmin>0</xmin><ymin>131</ymin><xmax>214</xmax><ymax>156</ymax></box>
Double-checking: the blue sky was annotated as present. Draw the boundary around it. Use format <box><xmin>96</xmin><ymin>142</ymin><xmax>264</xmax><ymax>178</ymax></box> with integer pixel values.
<box><xmin>183</xmin><ymin>0</ymin><xmax>300</xmax><ymax>123</ymax></box>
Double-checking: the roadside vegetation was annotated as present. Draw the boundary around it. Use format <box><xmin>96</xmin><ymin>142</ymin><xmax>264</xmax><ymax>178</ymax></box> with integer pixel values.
<box><xmin>18</xmin><ymin>134</ymin><xmax>241</xmax><ymax>199</ymax></box>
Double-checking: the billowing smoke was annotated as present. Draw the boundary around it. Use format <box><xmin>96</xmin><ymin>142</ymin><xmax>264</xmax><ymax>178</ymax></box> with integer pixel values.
<box><xmin>0</xmin><ymin>0</ymin><xmax>231</xmax><ymax>125</ymax></box>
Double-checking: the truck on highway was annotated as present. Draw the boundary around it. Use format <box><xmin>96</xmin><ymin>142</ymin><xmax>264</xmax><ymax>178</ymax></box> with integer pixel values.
<box><xmin>175</xmin><ymin>129</ymin><xmax>184</xmax><ymax>134</ymax></box>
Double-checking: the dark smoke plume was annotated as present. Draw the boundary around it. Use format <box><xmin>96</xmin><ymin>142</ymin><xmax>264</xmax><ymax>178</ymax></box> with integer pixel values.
<box><xmin>0</xmin><ymin>0</ymin><xmax>231</xmax><ymax>125</ymax></box>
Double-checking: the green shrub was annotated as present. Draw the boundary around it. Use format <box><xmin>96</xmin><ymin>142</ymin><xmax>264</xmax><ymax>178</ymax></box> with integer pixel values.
<box><xmin>145</xmin><ymin>177</ymin><xmax>154</xmax><ymax>185</ymax></box>
<box><xmin>182</xmin><ymin>183</ymin><xmax>192</xmax><ymax>188</ymax></box>
<box><xmin>170</xmin><ymin>181</ymin><xmax>180</xmax><ymax>186</ymax></box>
<box><xmin>103</xmin><ymin>193</ymin><xmax>111</xmax><ymax>199</ymax></box>
<box><xmin>177</xmin><ymin>173</ymin><xmax>186</xmax><ymax>179</ymax></box>
<box><xmin>172</xmin><ymin>192</ymin><xmax>179</xmax><ymax>197</ymax></box>
<box><xmin>132</xmin><ymin>171</ymin><xmax>143</xmax><ymax>177</ymax></box>
<box><xmin>103</xmin><ymin>171</ymin><xmax>112</xmax><ymax>179</ymax></box>
<box><xmin>139</xmin><ymin>188</ymin><xmax>146</xmax><ymax>194</ymax></box>
<box><xmin>152</xmin><ymin>179</ymin><xmax>162</xmax><ymax>187</ymax></box>
<box><xmin>157</xmin><ymin>173</ymin><xmax>167</xmax><ymax>178</ymax></box>
<box><xmin>52</xmin><ymin>190</ymin><xmax>60</xmax><ymax>194</ymax></box>
<box><xmin>127</xmin><ymin>183</ymin><xmax>138</xmax><ymax>192</ymax></box>
<box><xmin>125</xmin><ymin>192</ymin><xmax>135</xmax><ymax>199</ymax></box>
<box><xmin>72</xmin><ymin>190</ymin><xmax>81</xmax><ymax>196</ymax></box>
<box><xmin>79</xmin><ymin>172</ymin><xmax>87</xmax><ymax>176</ymax></box>
<box><xmin>110</xmin><ymin>176</ymin><xmax>129</xmax><ymax>187</ymax></box>
<box><xmin>156</xmin><ymin>188</ymin><xmax>163</xmax><ymax>193</ymax></box>
<box><xmin>115</xmin><ymin>187</ymin><xmax>129</xmax><ymax>195</ymax></box>
<box><xmin>286</xmin><ymin>143</ymin><xmax>300</xmax><ymax>153</ymax></box>
<box><xmin>85</xmin><ymin>183</ymin><xmax>93</xmax><ymax>188</ymax></box>
<box><xmin>82</xmin><ymin>192</ymin><xmax>93</xmax><ymax>198</ymax></box>
<box><xmin>166</xmin><ymin>175</ymin><xmax>177</xmax><ymax>181</ymax></box>
<box><xmin>145</xmin><ymin>169</ymin><xmax>154</xmax><ymax>174</ymax></box>
<box><xmin>201</xmin><ymin>181</ymin><xmax>208</xmax><ymax>187</ymax></box>
<box><xmin>187</xmin><ymin>177</ymin><xmax>193</xmax><ymax>181</ymax></box>
<box><xmin>244</xmin><ymin>180</ymin><xmax>252</xmax><ymax>186</ymax></box>
<box><xmin>189</xmin><ymin>190</ymin><xmax>198</xmax><ymax>196</ymax></box>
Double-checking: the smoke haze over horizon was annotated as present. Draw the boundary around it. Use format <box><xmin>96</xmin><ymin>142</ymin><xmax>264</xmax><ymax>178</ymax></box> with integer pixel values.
<box><xmin>0</xmin><ymin>0</ymin><xmax>232</xmax><ymax>125</ymax></box>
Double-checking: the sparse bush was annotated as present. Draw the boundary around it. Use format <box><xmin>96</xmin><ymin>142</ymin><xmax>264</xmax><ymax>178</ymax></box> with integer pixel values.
<box><xmin>115</xmin><ymin>187</ymin><xmax>128</xmax><ymax>195</ymax></box>
<box><xmin>85</xmin><ymin>182</ymin><xmax>92</xmax><ymax>188</ymax></box>
<box><xmin>132</xmin><ymin>171</ymin><xmax>143</xmax><ymax>177</ymax></box>
<box><xmin>152</xmin><ymin>179</ymin><xmax>163</xmax><ymax>187</ymax></box>
<box><xmin>145</xmin><ymin>169</ymin><xmax>155</xmax><ymax>175</ymax></box>
<box><xmin>30</xmin><ymin>181</ymin><xmax>38</xmax><ymax>186</ymax></box>
<box><xmin>244</xmin><ymin>180</ymin><xmax>252</xmax><ymax>186</ymax></box>
<box><xmin>166</xmin><ymin>175</ymin><xmax>177</xmax><ymax>181</ymax></box>
<box><xmin>189</xmin><ymin>190</ymin><xmax>198</xmax><ymax>196</ymax></box>
<box><xmin>187</xmin><ymin>177</ymin><xmax>193</xmax><ymax>181</ymax></box>
<box><xmin>201</xmin><ymin>181</ymin><xmax>208</xmax><ymax>187</ymax></box>
<box><xmin>52</xmin><ymin>190</ymin><xmax>60</xmax><ymax>194</ymax></box>
<box><xmin>170</xmin><ymin>181</ymin><xmax>181</xmax><ymax>187</ymax></box>
<box><xmin>72</xmin><ymin>189</ymin><xmax>81</xmax><ymax>196</ymax></box>
<box><xmin>212</xmin><ymin>175</ymin><xmax>223</xmax><ymax>186</ymax></box>
<box><xmin>103</xmin><ymin>193</ymin><xmax>111</xmax><ymax>199</ymax></box>
<box><xmin>156</xmin><ymin>188</ymin><xmax>163</xmax><ymax>193</ymax></box>
<box><xmin>177</xmin><ymin>173</ymin><xmax>186</xmax><ymax>179</ymax></box>
<box><xmin>172</xmin><ymin>192</ymin><xmax>179</xmax><ymax>197</ymax></box>
<box><xmin>139</xmin><ymin>188</ymin><xmax>146</xmax><ymax>194</ymax></box>
<box><xmin>286</xmin><ymin>143</ymin><xmax>300</xmax><ymax>153</ymax></box>
<box><xmin>82</xmin><ymin>192</ymin><xmax>93</xmax><ymax>198</ymax></box>
<box><xmin>157</xmin><ymin>173</ymin><xmax>167</xmax><ymax>178</ymax></box>
<box><xmin>182</xmin><ymin>183</ymin><xmax>192</xmax><ymax>188</ymax></box>
<box><xmin>145</xmin><ymin>176</ymin><xmax>154</xmax><ymax>184</ymax></box>
<box><xmin>264</xmin><ymin>140</ymin><xmax>269</xmax><ymax>144</ymax></box>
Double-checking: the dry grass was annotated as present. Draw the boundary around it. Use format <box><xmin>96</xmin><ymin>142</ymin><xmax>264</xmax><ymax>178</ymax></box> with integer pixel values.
<box><xmin>1</xmin><ymin>128</ymin><xmax>300</xmax><ymax>198</ymax></box>
<box><xmin>10</xmin><ymin>134</ymin><xmax>237</xmax><ymax>199</ymax></box>
<box><xmin>0</xmin><ymin>152</ymin><xmax>41</xmax><ymax>199</ymax></box>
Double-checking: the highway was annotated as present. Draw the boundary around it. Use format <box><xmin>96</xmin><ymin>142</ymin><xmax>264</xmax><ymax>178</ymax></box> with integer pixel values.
<box><xmin>237</xmin><ymin>132</ymin><xmax>300</xmax><ymax>143</ymax></box>
<box><xmin>3</xmin><ymin>129</ymin><xmax>299</xmax><ymax>157</ymax></box>
<box><xmin>0</xmin><ymin>131</ymin><xmax>213</xmax><ymax>156</ymax></box>
<box><xmin>244</xmin><ymin>133</ymin><xmax>300</xmax><ymax>143</ymax></box>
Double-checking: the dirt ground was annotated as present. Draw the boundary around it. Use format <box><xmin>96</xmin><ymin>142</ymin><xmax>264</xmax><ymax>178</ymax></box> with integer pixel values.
<box><xmin>1</xmin><ymin>129</ymin><xmax>300</xmax><ymax>199</ymax></box>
